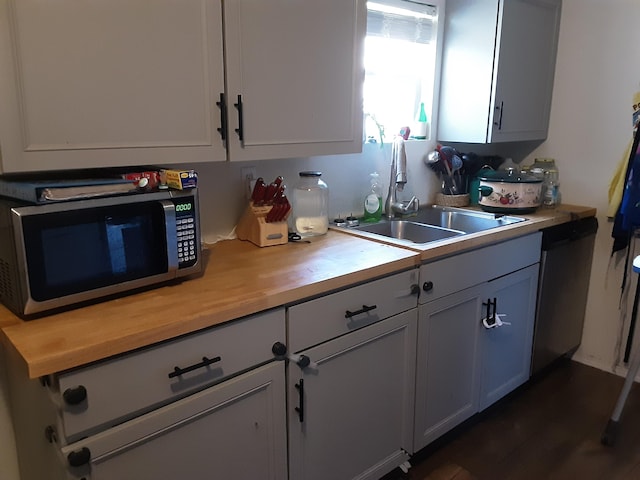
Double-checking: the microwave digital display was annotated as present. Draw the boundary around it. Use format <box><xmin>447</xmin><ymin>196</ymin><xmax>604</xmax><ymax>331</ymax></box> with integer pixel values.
<box><xmin>23</xmin><ymin>202</ymin><xmax>168</xmax><ymax>302</ymax></box>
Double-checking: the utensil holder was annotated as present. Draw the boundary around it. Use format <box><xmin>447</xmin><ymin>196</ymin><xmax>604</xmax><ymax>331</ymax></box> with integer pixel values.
<box><xmin>435</xmin><ymin>193</ymin><xmax>470</xmax><ymax>207</ymax></box>
<box><xmin>236</xmin><ymin>203</ymin><xmax>290</xmax><ymax>247</ymax></box>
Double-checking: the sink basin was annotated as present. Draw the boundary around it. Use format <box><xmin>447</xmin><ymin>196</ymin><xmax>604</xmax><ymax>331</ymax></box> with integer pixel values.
<box><xmin>353</xmin><ymin>220</ymin><xmax>463</xmax><ymax>243</ymax></box>
<box><xmin>409</xmin><ymin>205</ymin><xmax>526</xmax><ymax>234</ymax></box>
<box><xmin>342</xmin><ymin>206</ymin><xmax>526</xmax><ymax>245</ymax></box>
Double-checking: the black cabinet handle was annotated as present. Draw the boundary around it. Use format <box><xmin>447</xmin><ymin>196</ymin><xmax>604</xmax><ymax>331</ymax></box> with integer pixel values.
<box><xmin>494</xmin><ymin>101</ymin><xmax>504</xmax><ymax>130</ymax></box>
<box><xmin>483</xmin><ymin>299</ymin><xmax>492</xmax><ymax>326</ymax></box>
<box><xmin>411</xmin><ymin>284</ymin><xmax>420</xmax><ymax>295</ymax></box>
<box><xmin>295</xmin><ymin>379</ymin><xmax>304</xmax><ymax>423</ymax></box>
<box><xmin>233</xmin><ymin>94</ymin><xmax>244</xmax><ymax>143</ymax></box>
<box><xmin>422</xmin><ymin>281</ymin><xmax>434</xmax><ymax>292</ymax></box>
<box><xmin>216</xmin><ymin>92</ymin><xmax>228</xmax><ymax>142</ymax></box>
<box><xmin>482</xmin><ymin>298</ymin><xmax>497</xmax><ymax>327</ymax></box>
<box><xmin>168</xmin><ymin>356</ymin><xmax>221</xmax><ymax>379</ymax></box>
<box><xmin>67</xmin><ymin>447</ymin><xmax>91</xmax><ymax>467</ymax></box>
<box><xmin>493</xmin><ymin>297</ymin><xmax>497</xmax><ymax>320</ymax></box>
<box><xmin>63</xmin><ymin>385</ymin><xmax>87</xmax><ymax>405</ymax></box>
<box><xmin>345</xmin><ymin>304</ymin><xmax>377</xmax><ymax>318</ymax></box>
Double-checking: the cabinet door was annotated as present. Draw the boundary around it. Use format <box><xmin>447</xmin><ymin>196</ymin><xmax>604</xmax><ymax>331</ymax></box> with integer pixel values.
<box><xmin>414</xmin><ymin>286</ymin><xmax>482</xmax><ymax>452</ymax></box>
<box><xmin>0</xmin><ymin>0</ymin><xmax>226</xmax><ymax>173</ymax></box>
<box><xmin>288</xmin><ymin>310</ymin><xmax>416</xmax><ymax>480</ymax></box>
<box><xmin>437</xmin><ymin>0</ymin><xmax>561</xmax><ymax>143</ymax></box>
<box><xmin>478</xmin><ymin>264</ymin><xmax>539</xmax><ymax>410</ymax></box>
<box><xmin>60</xmin><ymin>362</ymin><xmax>287</xmax><ymax>480</ymax></box>
<box><xmin>490</xmin><ymin>0</ymin><xmax>562</xmax><ymax>142</ymax></box>
<box><xmin>223</xmin><ymin>0</ymin><xmax>365</xmax><ymax>161</ymax></box>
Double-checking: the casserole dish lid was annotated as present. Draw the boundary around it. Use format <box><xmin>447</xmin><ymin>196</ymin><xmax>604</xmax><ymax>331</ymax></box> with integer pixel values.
<box><xmin>478</xmin><ymin>170</ymin><xmax>542</xmax><ymax>183</ymax></box>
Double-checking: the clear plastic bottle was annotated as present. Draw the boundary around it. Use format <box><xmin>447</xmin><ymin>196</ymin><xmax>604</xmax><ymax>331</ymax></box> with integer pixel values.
<box><xmin>363</xmin><ymin>172</ymin><xmax>382</xmax><ymax>223</ymax></box>
<box><xmin>542</xmin><ymin>170</ymin><xmax>560</xmax><ymax>207</ymax></box>
<box><xmin>292</xmin><ymin>171</ymin><xmax>329</xmax><ymax>237</ymax></box>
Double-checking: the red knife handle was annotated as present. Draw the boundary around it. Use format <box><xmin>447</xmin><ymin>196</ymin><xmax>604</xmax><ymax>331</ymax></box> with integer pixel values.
<box><xmin>266</xmin><ymin>204</ymin><xmax>280</xmax><ymax>223</ymax></box>
<box><xmin>251</xmin><ymin>178</ymin><xmax>266</xmax><ymax>204</ymax></box>
<box><xmin>263</xmin><ymin>182</ymin><xmax>279</xmax><ymax>205</ymax></box>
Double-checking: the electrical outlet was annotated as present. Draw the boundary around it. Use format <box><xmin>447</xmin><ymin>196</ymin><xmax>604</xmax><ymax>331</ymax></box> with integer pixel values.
<box><xmin>241</xmin><ymin>166</ymin><xmax>257</xmax><ymax>199</ymax></box>
<box><xmin>241</xmin><ymin>166</ymin><xmax>256</xmax><ymax>182</ymax></box>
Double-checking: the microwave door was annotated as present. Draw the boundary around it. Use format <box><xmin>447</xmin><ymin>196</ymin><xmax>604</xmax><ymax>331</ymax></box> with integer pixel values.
<box><xmin>17</xmin><ymin>201</ymin><xmax>173</xmax><ymax>315</ymax></box>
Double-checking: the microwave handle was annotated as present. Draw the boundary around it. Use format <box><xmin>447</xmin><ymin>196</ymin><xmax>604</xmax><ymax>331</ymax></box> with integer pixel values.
<box><xmin>160</xmin><ymin>200</ymin><xmax>179</xmax><ymax>274</ymax></box>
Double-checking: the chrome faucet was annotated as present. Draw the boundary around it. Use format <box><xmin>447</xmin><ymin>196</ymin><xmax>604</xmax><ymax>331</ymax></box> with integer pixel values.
<box><xmin>384</xmin><ymin>136</ymin><xmax>419</xmax><ymax>219</ymax></box>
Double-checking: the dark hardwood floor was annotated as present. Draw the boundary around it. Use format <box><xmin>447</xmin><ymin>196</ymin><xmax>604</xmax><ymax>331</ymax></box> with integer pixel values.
<box><xmin>386</xmin><ymin>359</ymin><xmax>640</xmax><ymax>480</ymax></box>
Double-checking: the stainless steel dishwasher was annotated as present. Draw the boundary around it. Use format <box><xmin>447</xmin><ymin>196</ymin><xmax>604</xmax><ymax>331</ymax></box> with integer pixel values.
<box><xmin>531</xmin><ymin>216</ymin><xmax>598</xmax><ymax>375</ymax></box>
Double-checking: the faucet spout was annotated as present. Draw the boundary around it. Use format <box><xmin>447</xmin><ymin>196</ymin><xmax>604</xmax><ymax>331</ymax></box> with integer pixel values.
<box><xmin>385</xmin><ymin>136</ymin><xmax>418</xmax><ymax>219</ymax></box>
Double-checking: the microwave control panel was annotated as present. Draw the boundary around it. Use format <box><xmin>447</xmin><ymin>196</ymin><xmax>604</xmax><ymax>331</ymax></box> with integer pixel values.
<box><xmin>174</xmin><ymin>198</ymin><xmax>198</xmax><ymax>268</ymax></box>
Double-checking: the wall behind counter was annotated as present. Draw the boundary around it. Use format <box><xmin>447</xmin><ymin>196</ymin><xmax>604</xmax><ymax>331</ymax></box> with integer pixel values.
<box><xmin>188</xmin><ymin>140</ymin><xmax>441</xmax><ymax>244</ymax></box>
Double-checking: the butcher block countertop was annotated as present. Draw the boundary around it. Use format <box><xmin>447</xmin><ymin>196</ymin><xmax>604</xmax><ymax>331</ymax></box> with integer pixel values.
<box><xmin>0</xmin><ymin>204</ymin><xmax>596</xmax><ymax>379</ymax></box>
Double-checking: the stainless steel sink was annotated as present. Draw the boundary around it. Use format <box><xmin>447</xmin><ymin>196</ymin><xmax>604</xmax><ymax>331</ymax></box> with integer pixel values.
<box><xmin>409</xmin><ymin>205</ymin><xmax>526</xmax><ymax>234</ymax></box>
<box><xmin>342</xmin><ymin>206</ymin><xmax>526</xmax><ymax>245</ymax></box>
<box><xmin>352</xmin><ymin>220</ymin><xmax>464</xmax><ymax>243</ymax></box>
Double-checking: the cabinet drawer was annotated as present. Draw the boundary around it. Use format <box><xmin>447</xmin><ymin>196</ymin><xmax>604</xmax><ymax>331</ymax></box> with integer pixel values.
<box><xmin>419</xmin><ymin>232</ymin><xmax>542</xmax><ymax>304</ymax></box>
<box><xmin>288</xmin><ymin>269</ymin><xmax>418</xmax><ymax>352</ymax></box>
<box><xmin>54</xmin><ymin>308</ymin><xmax>285</xmax><ymax>443</ymax></box>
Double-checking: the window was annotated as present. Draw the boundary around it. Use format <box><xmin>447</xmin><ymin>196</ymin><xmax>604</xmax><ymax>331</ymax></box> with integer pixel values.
<box><xmin>363</xmin><ymin>0</ymin><xmax>443</xmax><ymax>143</ymax></box>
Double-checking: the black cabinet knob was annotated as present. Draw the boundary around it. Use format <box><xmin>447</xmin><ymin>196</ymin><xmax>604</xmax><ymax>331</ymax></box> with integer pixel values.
<box><xmin>67</xmin><ymin>447</ymin><xmax>91</xmax><ymax>467</ymax></box>
<box><xmin>296</xmin><ymin>355</ymin><xmax>311</xmax><ymax>369</ymax></box>
<box><xmin>411</xmin><ymin>284</ymin><xmax>420</xmax><ymax>295</ymax></box>
<box><xmin>63</xmin><ymin>385</ymin><xmax>87</xmax><ymax>405</ymax></box>
<box><xmin>422</xmin><ymin>281</ymin><xmax>434</xmax><ymax>292</ymax></box>
<box><xmin>272</xmin><ymin>341</ymin><xmax>287</xmax><ymax>357</ymax></box>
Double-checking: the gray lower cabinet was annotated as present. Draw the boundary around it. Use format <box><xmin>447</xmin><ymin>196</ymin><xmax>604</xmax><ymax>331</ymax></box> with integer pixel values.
<box><xmin>414</xmin><ymin>286</ymin><xmax>483</xmax><ymax>450</ymax></box>
<box><xmin>414</xmin><ymin>233</ymin><xmax>541</xmax><ymax>452</ymax></box>
<box><xmin>287</xmin><ymin>269</ymin><xmax>419</xmax><ymax>480</ymax></box>
<box><xmin>5</xmin><ymin>236</ymin><xmax>545</xmax><ymax>479</ymax></box>
<box><xmin>6</xmin><ymin>308</ymin><xmax>288</xmax><ymax>480</ymax></box>
<box><xmin>478</xmin><ymin>264</ymin><xmax>539</xmax><ymax>411</ymax></box>
<box><xmin>62</xmin><ymin>361</ymin><xmax>287</xmax><ymax>480</ymax></box>
<box><xmin>288</xmin><ymin>310</ymin><xmax>417</xmax><ymax>480</ymax></box>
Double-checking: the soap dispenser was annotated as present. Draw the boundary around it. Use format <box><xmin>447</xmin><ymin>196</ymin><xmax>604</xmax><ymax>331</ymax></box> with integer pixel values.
<box><xmin>363</xmin><ymin>172</ymin><xmax>382</xmax><ymax>222</ymax></box>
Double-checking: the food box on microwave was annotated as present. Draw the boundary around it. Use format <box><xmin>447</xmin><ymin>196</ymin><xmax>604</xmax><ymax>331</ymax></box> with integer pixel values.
<box><xmin>163</xmin><ymin>169</ymin><xmax>198</xmax><ymax>190</ymax></box>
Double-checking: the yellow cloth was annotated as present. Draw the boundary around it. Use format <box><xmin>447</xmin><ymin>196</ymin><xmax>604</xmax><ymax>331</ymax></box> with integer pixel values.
<box><xmin>608</xmin><ymin>139</ymin><xmax>633</xmax><ymax>218</ymax></box>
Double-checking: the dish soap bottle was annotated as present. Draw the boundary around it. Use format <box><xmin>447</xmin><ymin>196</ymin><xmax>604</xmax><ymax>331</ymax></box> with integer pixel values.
<box><xmin>363</xmin><ymin>172</ymin><xmax>382</xmax><ymax>222</ymax></box>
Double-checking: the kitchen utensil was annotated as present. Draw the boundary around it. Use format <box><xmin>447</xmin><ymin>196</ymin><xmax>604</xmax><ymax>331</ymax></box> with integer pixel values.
<box><xmin>477</xmin><ymin>170</ymin><xmax>542</xmax><ymax>213</ymax></box>
<box><xmin>436</xmin><ymin>145</ymin><xmax>458</xmax><ymax>195</ymax></box>
<box><xmin>251</xmin><ymin>177</ymin><xmax>267</xmax><ymax>205</ymax></box>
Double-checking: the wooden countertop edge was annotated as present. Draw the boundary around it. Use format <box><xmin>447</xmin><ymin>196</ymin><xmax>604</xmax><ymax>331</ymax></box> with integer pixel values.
<box><xmin>0</xmin><ymin>204</ymin><xmax>596</xmax><ymax>379</ymax></box>
<box><xmin>1</xmin><ymin>233</ymin><xmax>417</xmax><ymax>378</ymax></box>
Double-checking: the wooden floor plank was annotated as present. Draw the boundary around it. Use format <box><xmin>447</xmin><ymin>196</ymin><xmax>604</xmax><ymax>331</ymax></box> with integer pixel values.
<box><xmin>383</xmin><ymin>359</ymin><xmax>640</xmax><ymax>480</ymax></box>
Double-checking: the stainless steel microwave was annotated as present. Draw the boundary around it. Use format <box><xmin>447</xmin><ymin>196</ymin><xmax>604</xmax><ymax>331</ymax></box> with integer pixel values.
<box><xmin>0</xmin><ymin>189</ymin><xmax>201</xmax><ymax>318</ymax></box>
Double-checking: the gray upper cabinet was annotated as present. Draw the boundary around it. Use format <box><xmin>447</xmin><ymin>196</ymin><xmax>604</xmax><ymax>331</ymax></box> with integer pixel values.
<box><xmin>224</xmin><ymin>0</ymin><xmax>365</xmax><ymax>163</ymax></box>
<box><xmin>437</xmin><ymin>0</ymin><xmax>562</xmax><ymax>143</ymax></box>
<box><xmin>0</xmin><ymin>0</ymin><xmax>365</xmax><ymax>173</ymax></box>
<box><xmin>0</xmin><ymin>0</ymin><xmax>227</xmax><ymax>172</ymax></box>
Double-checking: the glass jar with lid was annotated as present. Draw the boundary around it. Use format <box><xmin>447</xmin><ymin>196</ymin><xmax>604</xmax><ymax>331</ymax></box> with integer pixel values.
<box><xmin>291</xmin><ymin>171</ymin><xmax>329</xmax><ymax>237</ymax></box>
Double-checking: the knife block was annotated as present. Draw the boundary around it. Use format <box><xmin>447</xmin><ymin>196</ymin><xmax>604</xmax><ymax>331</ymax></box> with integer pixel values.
<box><xmin>236</xmin><ymin>203</ymin><xmax>289</xmax><ymax>247</ymax></box>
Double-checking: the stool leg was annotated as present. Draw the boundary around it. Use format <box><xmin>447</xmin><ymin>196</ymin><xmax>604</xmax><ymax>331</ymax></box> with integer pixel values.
<box><xmin>602</xmin><ymin>344</ymin><xmax>640</xmax><ymax>446</ymax></box>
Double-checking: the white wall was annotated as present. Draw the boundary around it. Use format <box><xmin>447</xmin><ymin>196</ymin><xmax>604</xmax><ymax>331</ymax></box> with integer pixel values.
<box><xmin>193</xmin><ymin>140</ymin><xmax>441</xmax><ymax>244</ymax></box>
<box><xmin>524</xmin><ymin>0</ymin><xmax>640</xmax><ymax>373</ymax></box>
